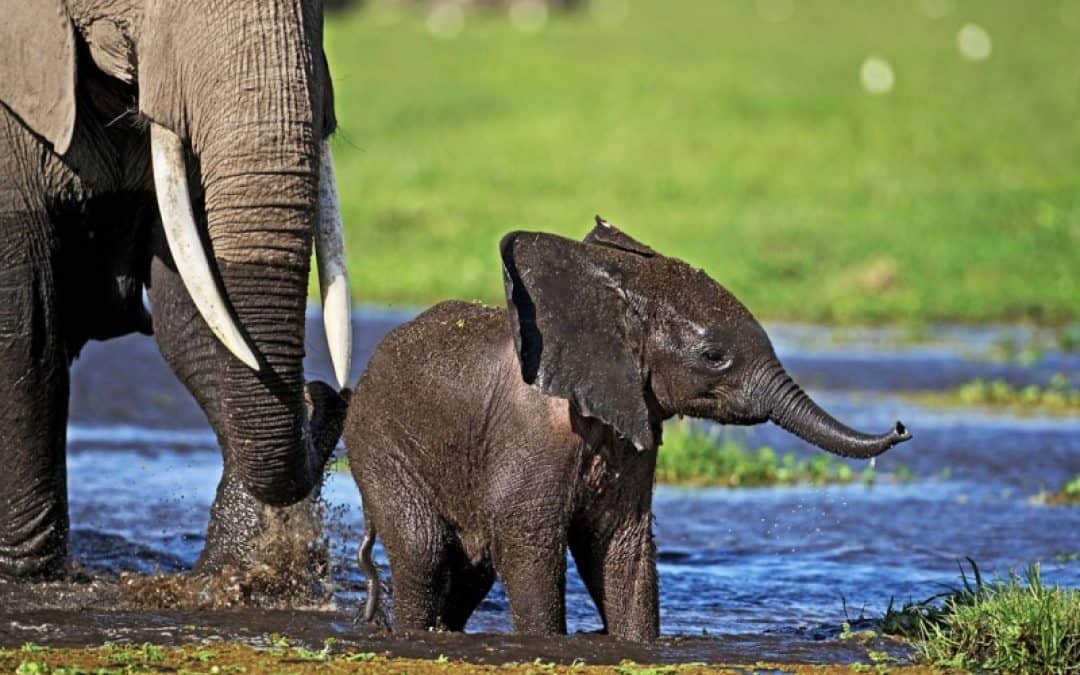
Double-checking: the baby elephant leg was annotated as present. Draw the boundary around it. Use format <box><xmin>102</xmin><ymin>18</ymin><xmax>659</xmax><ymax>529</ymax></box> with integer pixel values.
<box><xmin>377</xmin><ymin>502</ymin><xmax>453</xmax><ymax>633</ymax></box>
<box><xmin>495</xmin><ymin>529</ymin><xmax>568</xmax><ymax>636</ymax></box>
<box><xmin>440</xmin><ymin>551</ymin><xmax>496</xmax><ymax>631</ymax></box>
<box><xmin>571</xmin><ymin>516</ymin><xmax>659</xmax><ymax>641</ymax></box>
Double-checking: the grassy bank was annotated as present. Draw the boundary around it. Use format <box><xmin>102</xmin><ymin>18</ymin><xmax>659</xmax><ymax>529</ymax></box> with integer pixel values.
<box><xmin>882</xmin><ymin>561</ymin><xmax>1080</xmax><ymax>673</ymax></box>
<box><xmin>0</xmin><ymin>642</ymin><xmax>936</xmax><ymax>674</ymax></box>
<box><xmin>323</xmin><ymin>1</ymin><xmax>1079</xmax><ymax>324</ymax></box>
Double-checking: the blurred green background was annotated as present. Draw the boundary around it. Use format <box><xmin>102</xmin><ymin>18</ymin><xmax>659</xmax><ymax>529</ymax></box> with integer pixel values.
<box><xmin>323</xmin><ymin>0</ymin><xmax>1079</xmax><ymax>324</ymax></box>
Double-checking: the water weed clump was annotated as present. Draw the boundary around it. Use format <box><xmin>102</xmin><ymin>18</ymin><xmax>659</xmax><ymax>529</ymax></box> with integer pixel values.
<box><xmin>953</xmin><ymin>375</ymin><xmax>1079</xmax><ymax>412</ymax></box>
<box><xmin>655</xmin><ymin>421</ymin><xmax>891</xmax><ymax>487</ymax></box>
<box><xmin>915</xmin><ymin>374</ymin><xmax>1080</xmax><ymax>414</ymax></box>
<box><xmin>883</xmin><ymin>559</ymin><xmax>1080</xmax><ymax>673</ymax></box>
<box><xmin>1042</xmin><ymin>473</ymin><xmax>1080</xmax><ymax>506</ymax></box>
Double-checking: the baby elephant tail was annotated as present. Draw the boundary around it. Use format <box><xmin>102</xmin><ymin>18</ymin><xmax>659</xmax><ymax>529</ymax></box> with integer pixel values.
<box><xmin>359</xmin><ymin>525</ymin><xmax>380</xmax><ymax>623</ymax></box>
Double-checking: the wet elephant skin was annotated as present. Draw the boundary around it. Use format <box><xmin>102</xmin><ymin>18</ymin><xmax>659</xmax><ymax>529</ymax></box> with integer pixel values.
<box><xmin>0</xmin><ymin>0</ymin><xmax>346</xmax><ymax>581</ymax></box>
<box><xmin>345</xmin><ymin>220</ymin><xmax>911</xmax><ymax>641</ymax></box>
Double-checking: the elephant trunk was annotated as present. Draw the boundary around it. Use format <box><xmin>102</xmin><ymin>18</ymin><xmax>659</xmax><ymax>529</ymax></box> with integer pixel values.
<box><xmin>762</xmin><ymin>362</ymin><xmax>911</xmax><ymax>459</ymax></box>
<box><xmin>142</xmin><ymin>0</ymin><xmax>350</xmax><ymax>508</ymax></box>
<box><xmin>187</xmin><ymin>85</ymin><xmax>330</xmax><ymax>505</ymax></box>
<box><xmin>199</xmin><ymin>139</ymin><xmax>327</xmax><ymax>505</ymax></box>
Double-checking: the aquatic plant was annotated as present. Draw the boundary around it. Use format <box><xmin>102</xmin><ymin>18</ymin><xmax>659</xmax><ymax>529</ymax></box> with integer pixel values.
<box><xmin>952</xmin><ymin>375</ymin><xmax>1079</xmax><ymax>412</ymax></box>
<box><xmin>882</xmin><ymin>559</ymin><xmax>1080</xmax><ymax>673</ymax></box>
<box><xmin>655</xmin><ymin>420</ymin><xmax>896</xmax><ymax>488</ymax></box>
<box><xmin>1043</xmin><ymin>473</ymin><xmax>1080</xmax><ymax>506</ymax></box>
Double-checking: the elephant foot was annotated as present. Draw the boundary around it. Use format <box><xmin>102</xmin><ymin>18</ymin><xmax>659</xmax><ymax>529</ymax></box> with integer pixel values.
<box><xmin>120</xmin><ymin>474</ymin><xmax>329</xmax><ymax>609</ymax></box>
<box><xmin>188</xmin><ymin>470</ymin><xmax>330</xmax><ymax>607</ymax></box>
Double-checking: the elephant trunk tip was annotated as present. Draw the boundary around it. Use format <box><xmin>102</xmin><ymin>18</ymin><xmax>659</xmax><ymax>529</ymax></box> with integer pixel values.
<box><xmin>865</xmin><ymin>420</ymin><xmax>912</xmax><ymax>457</ymax></box>
<box><xmin>892</xmin><ymin>420</ymin><xmax>912</xmax><ymax>444</ymax></box>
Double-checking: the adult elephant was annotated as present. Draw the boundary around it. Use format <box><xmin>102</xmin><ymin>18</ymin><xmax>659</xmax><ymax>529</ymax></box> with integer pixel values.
<box><xmin>0</xmin><ymin>1</ymin><xmax>353</xmax><ymax>581</ymax></box>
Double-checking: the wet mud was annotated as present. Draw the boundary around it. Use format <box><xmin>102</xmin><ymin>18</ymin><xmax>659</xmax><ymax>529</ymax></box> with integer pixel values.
<box><xmin>2</xmin><ymin>310</ymin><xmax>1077</xmax><ymax>666</ymax></box>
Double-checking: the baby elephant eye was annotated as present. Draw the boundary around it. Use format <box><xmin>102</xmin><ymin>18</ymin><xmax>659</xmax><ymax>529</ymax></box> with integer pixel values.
<box><xmin>702</xmin><ymin>349</ymin><xmax>733</xmax><ymax>370</ymax></box>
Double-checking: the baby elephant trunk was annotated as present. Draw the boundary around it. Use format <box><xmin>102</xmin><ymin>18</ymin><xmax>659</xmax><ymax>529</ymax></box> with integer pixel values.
<box><xmin>764</xmin><ymin>364</ymin><xmax>911</xmax><ymax>459</ymax></box>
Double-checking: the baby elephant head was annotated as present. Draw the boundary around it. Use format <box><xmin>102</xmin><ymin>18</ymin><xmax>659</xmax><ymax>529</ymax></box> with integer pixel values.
<box><xmin>500</xmin><ymin>218</ymin><xmax>911</xmax><ymax>457</ymax></box>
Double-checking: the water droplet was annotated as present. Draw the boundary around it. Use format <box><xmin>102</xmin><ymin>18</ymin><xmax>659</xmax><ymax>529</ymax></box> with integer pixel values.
<box><xmin>860</xmin><ymin>57</ymin><xmax>895</xmax><ymax>95</ymax></box>
<box><xmin>957</xmin><ymin>23</ymin><xmax>992</xmax><ymax>61</ymax></box>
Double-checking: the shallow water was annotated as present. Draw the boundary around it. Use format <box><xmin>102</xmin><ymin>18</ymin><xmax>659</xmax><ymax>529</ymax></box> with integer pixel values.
<box><xmin>2</xmin><ymin>309</ymin><xmax>1078</xmax><ymax>664</ymax></box>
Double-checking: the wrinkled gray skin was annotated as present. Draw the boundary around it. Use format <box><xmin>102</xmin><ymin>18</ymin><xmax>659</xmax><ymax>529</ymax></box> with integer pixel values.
<box><xmin>346</xmin><ymin>220</ymin><xmax>911</xmax><ymax>641</ymax></box>
<box><xmin>0</xmin><ymin>1</ymin><xmax>347</xmax><ymax>580</ymax></box>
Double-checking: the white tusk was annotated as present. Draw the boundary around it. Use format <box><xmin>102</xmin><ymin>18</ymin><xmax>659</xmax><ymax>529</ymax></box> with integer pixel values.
<box><xmin>149</xmin><ymin>123</ymin><xmax>260</xmax><ymax>371</ymax></box>
<box><xmin>316</xmin><ymin>141</ymin><xmax>353</xmax><ymax>389</ymax></box>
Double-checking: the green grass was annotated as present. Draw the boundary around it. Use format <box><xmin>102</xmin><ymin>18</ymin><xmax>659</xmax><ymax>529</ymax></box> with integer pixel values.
<box><xmin>655</xmin><ymin>420</ymin><xmax>900</xmax><ymax>487</ymax></box>
<box><xmin>323</xmin><ymin>1</ymin><xmax>1080</xmax><ymax>324</ymax></box>
<box><xmin>882</xmin><ymin>560</ymin><xmax>1080</xmax><ymax>673</ymax></box>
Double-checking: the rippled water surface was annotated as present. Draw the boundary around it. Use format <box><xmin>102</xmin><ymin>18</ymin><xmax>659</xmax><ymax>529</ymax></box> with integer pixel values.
<box><xmin>2</xmin><ymin>309</ymin><xmax>1078</xmax><ymax>664</ymax></box>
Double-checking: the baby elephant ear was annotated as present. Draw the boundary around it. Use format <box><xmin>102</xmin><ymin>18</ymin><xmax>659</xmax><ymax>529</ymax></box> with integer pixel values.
<box><xmin>584</xmin><ymin>216</ymin><xmax>656</xmax><ymax>258</ymax></box>
<box><xmin>500</xmin><ymin>231</ymin><xmax>657</xmax><ymax>451</ymax></box>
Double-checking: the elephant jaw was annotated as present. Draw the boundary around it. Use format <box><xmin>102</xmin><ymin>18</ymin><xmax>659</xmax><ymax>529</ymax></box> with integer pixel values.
<box><xmin>149</xmin><ymin>123</ymin><xmax>353</xmax><ymax>387</ymax></box>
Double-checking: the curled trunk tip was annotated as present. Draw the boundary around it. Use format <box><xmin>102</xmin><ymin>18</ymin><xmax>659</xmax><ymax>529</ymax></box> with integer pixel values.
<box><xmin>767</xmin><ymin>365</ymin><xmax>912</xmax><ymax>459</ymax></box>
<box><xmin>894</xmin><ymin>421</ymin><xmax>910</xmax><ymax>439</ymax></box>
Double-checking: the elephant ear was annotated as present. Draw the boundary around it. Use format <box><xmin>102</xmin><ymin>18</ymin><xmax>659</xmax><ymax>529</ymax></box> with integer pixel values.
<box><xmin>0</xmin><ymin>1</ymin><xmax>77</xmax><ymax>155</ymax></box>
<box><xmin>500</xmin><ymin>231</ymin><xmax>656</xmax><ymax>451</ymax></box>
<box><xmin>584</xmin><ymin>216</ymin><xmax>657</xmax><ymax>258</ymax></box>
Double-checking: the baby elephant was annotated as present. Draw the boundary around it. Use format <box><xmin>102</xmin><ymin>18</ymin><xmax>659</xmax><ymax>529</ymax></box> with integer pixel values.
<box><xmin>345</xmin><ymin>218</ymin><xmax>911</xmax><ymax>641</ymax></box>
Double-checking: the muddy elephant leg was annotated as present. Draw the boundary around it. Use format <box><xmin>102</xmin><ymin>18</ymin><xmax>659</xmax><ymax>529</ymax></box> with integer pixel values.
<box><xmin>440</xmin><ymin>549</ymin><xmax>496</xmax><ymax>631</ymax></box>
<box><xmin>195</xmin><ymin>469</ymin><xmax>327</xmax><ymax>591</ymax></box>
<box><xmin>568</xmin><ymin>526</ymin><xmax>609</xmax><ymax>631</ymax></box>
<box><xmin>572</xmin><ymin>516</ymin><xmax>659</xmax><ymax>641</ymax></box>
<box><xmin>378</xmin><ymin>502</ymin><xmax>453</xmax><ymax>632</ymax></box>
<box><xmin>495</xmin><ymin>530</ymin><xmax>568</xmax><ymax>636</ymax></box>
<box><xmin>147</xmin><ymin>251</ymin><xmax>329</xmax><ymax>588</ymax></box>
<box><xmin>0</xmin><ymin>210</ymin><xmax>69</xmax><ymax>579</ymax></box>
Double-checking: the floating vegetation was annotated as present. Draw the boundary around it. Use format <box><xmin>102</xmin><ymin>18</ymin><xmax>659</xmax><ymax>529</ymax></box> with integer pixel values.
<box><xmin>1032</xmin><ymin>473</ymin><xmax>1080</xmax><ymax>506</ymax></box>
<box><xmin>882</xmin><ymin>559</ymin><xmax>1080</xmax><ymax>673</ymax></box>
<box><xmin>917</xmin><ymin>374</ymin><xmax>1080</xmax><ymax>414</ymax></box>
<box><xmin>656</xmin><ymin>421</ymin><xmax>910</xmax><ymax>488</ymax></box>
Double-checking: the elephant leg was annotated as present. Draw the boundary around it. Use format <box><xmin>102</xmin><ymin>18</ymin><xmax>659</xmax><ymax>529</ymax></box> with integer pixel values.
<box><xmin>576</xmin><ymin>516</ymin><xmax>659</xmax><ymax>642</ymax></box>
<box><xmin>568</xmin><ymin>525</ymin><xmax>609</xmax><ymax>632</ymax></box>
<box><xmin>440</xmin><ymin>549</ymin><xmax>495</xmax><ymax>632</ymax></box>
<box><xmin>378</xmin><ymin>504</ymin><xmax>452</xmax><ymax>633</ymax></box>
<box><xmin>0</xmin><ymin>210</ymin><xmax>69</xmax><ymax>579</ymax></box>
<box><xmin>147</xmin><ymin>251</ymin><xmax>328</xmax><ymax>588</ymax></box>
<box><xmin>495</xmin><ymin>531</ymin><xmax>568</xmax><ymax>636</ymax></box>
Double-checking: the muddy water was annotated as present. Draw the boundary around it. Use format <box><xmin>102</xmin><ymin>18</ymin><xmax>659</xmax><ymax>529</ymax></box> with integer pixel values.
<box><xmin>2</xmin><ymin>309</ymin><xmax>1078</xmax><ymax>665</ymax></box>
